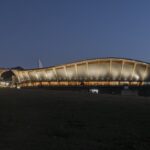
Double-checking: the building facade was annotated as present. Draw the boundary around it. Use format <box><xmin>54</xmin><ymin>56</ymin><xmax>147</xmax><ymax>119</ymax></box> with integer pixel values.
<box><xmin>0</xmin><ymin>58</ymin><xmax>149</xmax><ymax>88</ymax></box>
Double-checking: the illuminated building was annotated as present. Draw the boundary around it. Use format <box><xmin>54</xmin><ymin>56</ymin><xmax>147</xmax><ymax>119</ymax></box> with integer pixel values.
<box><xmin>0</xmin><ymin>58</ymin><xmax>150</xmax><ymax>88</ymax></box>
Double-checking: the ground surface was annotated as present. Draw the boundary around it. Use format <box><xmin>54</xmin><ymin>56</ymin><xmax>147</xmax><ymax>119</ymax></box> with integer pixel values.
<box><xmin>0</xmin><ymin>89</ymin><xmax>150</xmax><ymax>150</ymax></box>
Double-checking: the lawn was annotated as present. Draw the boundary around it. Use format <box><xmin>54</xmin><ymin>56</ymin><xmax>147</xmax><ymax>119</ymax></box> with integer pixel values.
<box><xmin>0</xmin><ymin>89</ymin><xmax>150</xmax><ymax>150</ymax></box>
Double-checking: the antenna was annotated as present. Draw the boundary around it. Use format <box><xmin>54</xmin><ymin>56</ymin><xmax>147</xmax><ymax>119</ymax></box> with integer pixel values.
<box><xmin>38</xmin><ymin>59</ymin><xmax>43</xmax><ymax>68</ymax></box>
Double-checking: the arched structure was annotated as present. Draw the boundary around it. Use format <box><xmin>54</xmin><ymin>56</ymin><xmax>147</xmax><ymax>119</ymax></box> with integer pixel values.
<box><xmin>0</xmin><ymin>68</ymin><xmax>9</xmax><ymax>80</ymax></box>
<box><xmin>9</xmin><ymin>58</ymin><xmax>150</xmax><ymax>88</ymax></box>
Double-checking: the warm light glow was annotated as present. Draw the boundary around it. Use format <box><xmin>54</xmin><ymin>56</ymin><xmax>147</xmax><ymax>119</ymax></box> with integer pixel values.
<box><xmin>0</xmin><ymin>58</ymin><xmax>149</xmax><ymax>88</ymax></box>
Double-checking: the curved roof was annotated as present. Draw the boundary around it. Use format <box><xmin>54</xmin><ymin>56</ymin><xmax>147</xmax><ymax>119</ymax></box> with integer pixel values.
<box><xmin>17</xmin><ymin>57</ymin><xmax>150</xmax><ymax>71</ymax></box>
<box><xmin>11</xmin><ymin>58</ymin><xmax>150</xmax><ymax>83</ymax></box>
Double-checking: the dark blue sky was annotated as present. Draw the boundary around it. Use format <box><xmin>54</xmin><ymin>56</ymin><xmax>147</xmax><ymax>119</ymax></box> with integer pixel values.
<box><xmin>0</xmin><ymin>0</ymin><xmax>150</xmax><ymax>68</ymax></box>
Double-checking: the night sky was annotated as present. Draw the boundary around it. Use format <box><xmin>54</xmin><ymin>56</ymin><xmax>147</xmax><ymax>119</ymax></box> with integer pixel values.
<box><xmin>0</xmin><ymin>0</ymin><xmax>150</xmax><ymax>69</ymax></box>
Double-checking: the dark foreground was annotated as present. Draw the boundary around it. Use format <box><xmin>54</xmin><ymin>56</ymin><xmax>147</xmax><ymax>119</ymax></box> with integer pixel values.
<box><xmin>0</xmin><ymin>89</ymin><xmax>150</xmax><ymax>150</ymax></box>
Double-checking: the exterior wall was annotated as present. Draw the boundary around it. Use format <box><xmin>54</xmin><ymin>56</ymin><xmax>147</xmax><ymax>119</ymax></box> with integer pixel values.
<box><xmin>11</xmin><ymin>58</ymin><xmax>150</xmax><ymax>87</ymax></box>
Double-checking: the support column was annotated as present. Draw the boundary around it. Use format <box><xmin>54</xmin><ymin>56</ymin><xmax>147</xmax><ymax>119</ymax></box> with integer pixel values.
<box><xmin>109</xmin><ymin>59</ymin><xmax>112</xmax><ymax>79</ymax></box>
<box><xmin>143</xmin><ymin>65</ymin><xmax>149</xmax><ymax>80</ymax></box>
<box><xmin>64</xmin><ymin>66</ymin><xmax>68</xmax><ymax>80</ymax></box>
<box><xmin>86</xmin><ymin>61</ymin><xmax>89</xmax><ymax>78</ymax></box>
<box><xmin>120</xmin><ymin>60</ymin><xmax>125</xmax><ymax>80</ymax></box>
<box><xmin>75</xmin><ymin>64</ymin><xmax>78</xmax><ymax>78</ymax></box>
<box><xmin>131</xmin><ymin>63</ymin><xmax>137</xmax><ymax>80</ymax></box>
<box><xmin>53</xmin><ymin>68</ymin><xmax>58</xmax><ymax>81</ymax></box>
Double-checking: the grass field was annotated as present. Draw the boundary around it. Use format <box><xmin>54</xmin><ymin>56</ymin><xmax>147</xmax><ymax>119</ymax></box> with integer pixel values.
<box><xmin>0</xmin><ymin>89</ymin><xmax>150</xmax><ymax>150</ymax></box>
